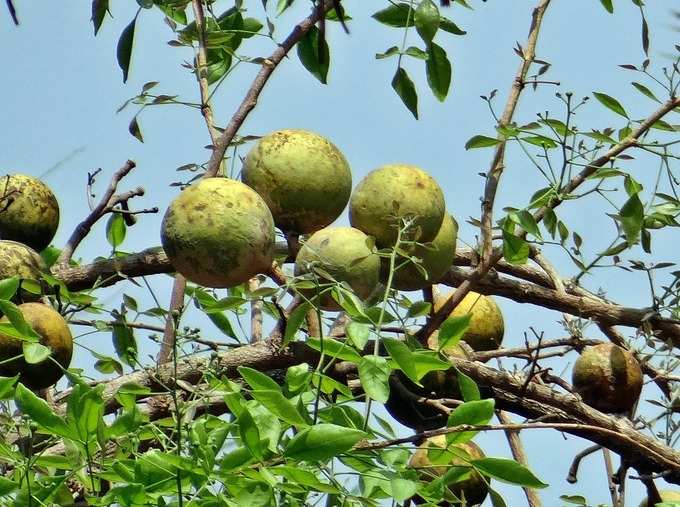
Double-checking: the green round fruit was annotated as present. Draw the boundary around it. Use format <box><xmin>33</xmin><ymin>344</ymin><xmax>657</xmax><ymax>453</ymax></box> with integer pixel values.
<box><xmin>390</xmin><ymin>214</ymin><xmax>458</xmax><ymax>291</ymax></box>
<box><xmin>349</xmin><ymin>164</ymin><xmax>445</xmax><ymax>247</ymax></box>
<box><xmin>294</xmin><ymin>227</ymin><xmax>380</xmax><ymax>310</ymax></box>
<box><xmin>0</xmin><ymin>303</ymin><xmax>73</xmax><ymax>390</ymax></box>
<box><xmin>639</xmin><ymin>490</ymin><xmax>680</xmax><ymax>507</ymax></box>
<box><xmin>432</xmin><ymin>291</ymin><xmax>504</xmax><ymax>352</ymax></box>
<box><xmin>161</xmin><ymin>178</ymin><xmax>275</xmax><ymax>288</ymax></box>
<box><xmin>409</xmin><ymin>436</ymin><xmax>489</xmax><ymax>506</ymax></box>
<box><xmin>572</xmin><ymin>343</ymin><xmax>643</xmax><ymax>413</ymax></box>
<box><xmin>0</xmin><ymin>174</ymin><xmax>59</xmax><ymax>251</ymax></box>
<box><xmin>242</xmin><ymin>129</ymin><xmax>352</xmax><ymax>234</ymax></box>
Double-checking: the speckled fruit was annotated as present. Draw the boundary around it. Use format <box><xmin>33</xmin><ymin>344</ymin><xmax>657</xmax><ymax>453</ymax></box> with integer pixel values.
<box><xmin>161</xmin><ymin>178</ymin><xmax>275</xmax><ymax>288</ymax></box>
<box><xmin>432</xmin><ymin>291</ymin><xmax>504</xmax><ymax>353</ymax></box>
<box><xmin>349</xmin><ymin>164</ymin><xmax>445</xmax><ymax>246</ymax></box>
<box><xmin>572</xmin><ymin>343</ymin><xmax>643</xmax><ymax>413</ymax></box>
<box><xmin>0</xmin><ymin>174</ymin><xmax>59</xmax><ymax>251</ymax></box>
<box><xmin>242</xmin><ymin>129</ymin><xmax>352</xmax><ymax>234</ymax></box>
<box><xmin>0</xmin><ymin>303</ymin><xmax>73</xmax><ymax>390</ymax></box>
<box><xmin>0</xmin><ymin>241</ymin><xmax>46</xmax><ymax>300</ymax></box>
<box><xmin>639</xmin><ymin>490</ymin><xmax>680</xmax><ymax>507</ymax></box>
<box><xmin>409</xmin><ymin>436</ymin><xmax>489</xmax><ymax>506</ymax></box>
<box><xmin>390</xmin><ymin>214</ymin><xmax>458</xmax><ymax>291</ymax></box>
<box><xmin>294</xmin><ymin>227</ymin><xmax>380</xmax><ymax>310</ymax></box>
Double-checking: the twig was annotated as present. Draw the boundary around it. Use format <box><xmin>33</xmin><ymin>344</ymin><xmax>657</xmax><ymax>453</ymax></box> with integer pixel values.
<box><xmin>157</xmin><ymin>277</ymin><xmax>186</xmax><ymax>364</ymax></box>
<box><xmin>530</xmin><ymin>246</ymin><xmax>565</xmax><ymax>295</ymax></box>
<box><xmin>602</xmin><ymin>448</ymin><xmax>621</xmax><ymax>507</ymax></box>
<box><xmin>417</xmin><ymin>0</ymin><xmax>553</xmax><ymax>344</ymax></box>
<box><xmin>497</xmin><ymin>411</ymin><xmax>543</xmax><ymax>507</ymax></box>
<box><xmin>249</xmin><ymin>277</ymin><xmax>264</xmax><ymax>343</ymax></box>
<box><xmin>56</xmin><ymin>160</ymin><xmax>136</xmax><ymax>267</ymax></box>
<box><xmin>202</xmin><ymin>1</ymin><xmax>334</xmax><ymax>178</ymax></box>
<box><xmin>566</xmin><ymin>444</ymin><xmax>601</xmax><ymax>483</ymax></box>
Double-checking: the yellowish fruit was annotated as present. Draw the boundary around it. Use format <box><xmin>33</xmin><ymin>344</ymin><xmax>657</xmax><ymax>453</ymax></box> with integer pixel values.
<box><xmin>409</xmin><ymin>435</ymin><xmax>489</xmax><ymax>506</ymax></box>
<box><xmin>294</xmin><ymin>227</ymin><xmax>380</xmax><ymax>310</ymax></box>
<box><xmin>161</xmin><ymin>178</ymin><xmax>275</xmax><ymax>288</ymax></box>
<box><xmin>390</xmin><ymin>214</ymin><xmax>458</xmax><ymax>291</ymax></box>
<box><xmin>572</xmin><ymin>343</ymin><xmax>643</xmax><ymax>413</ymax></box>
<box><xmin>0</xmin><ymin>303</ymin><xmax>73</xmax><ymax>389</ymax></box>
<box><xmin>639</xmin><ymin>490</ymin><xmax>680</xmax><ymax>507</ymax></box>
<box><xmin>242</xmin><ymin>129</ymin><xmax>352</xmax><ymax>234</ymax></box>
<box><xmin>0</xmin><ymin>174</ymin><xmax>59</xmax><ymax>251</ymax></box>
<box><xmin>349</xmin><ymin>164</ymin><xmax>445</xmax><ymax>247</ymax></box>
<box><xmin>432</xmin><ymin>291</ymin><xmax>504</xmax><ymax>352</ymax></box>
<box><xmin>0</xmin><ymin>241</ymin><xmax>46</xmax><ymax>300</ymax></box>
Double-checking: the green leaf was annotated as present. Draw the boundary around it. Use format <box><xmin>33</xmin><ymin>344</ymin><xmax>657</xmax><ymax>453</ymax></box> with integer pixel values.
<box><xmin>383</xmin><ymin>338</ymin><xmax>419</xmax><ymax>385</ymax></box>
<box><xmin>306</xmin><ymin>336</ymin><xmax>362</xmax><ymax>363</ymax></box>
<box><xmin>128</xmin><ymin>115</ymin><xmax>143</xmax><ymax>143</ymax></box>
<box><xmin>426</xmin><ymin>42</ymin><xmax>452</xmax><ymax>102</ymax></box>
<box><xmin>297</xmin><ymin>25</ymin><xmax>329</xmax><ymax>84</ymax></box>
<box><xmin>238</xmin><ymin>408</ymin><xmax>263</xmax><ymax>460</ymax></box>
<box><xmin>251</xmin><ymin>390</ymin><xmax>309</xmax><ymax>427</ymax></box>
<box><xmin>404</xmin><ymin>46</ymin><xmax>428</xmax><ymax>60</ymax></box>
<box><xmin>91</xmin><ymin>0</ymin><xmax>109</xmax><ymax>35</ymax></box>
<box><xmin>238</xmin><ymin>366</ymin><xmax>280</xmax><ymax>391</ymax></box>
<box><xmin>516</xmin><ymin>210</ymin><xmax>542</xmax><ymax>241</ymax></box>
<box><xmin>631</xmin><ymin>81</ymin><xmax>660</xmax><ymax>103</ymax></box>
<box><xmin>0</xmin><ymin>476</ymin><xmax>17</xmax><ymax>496</ymax></box>
<box><xmin>620</xmin><ymin>194</ymin><xmax>644</xmax><ymax>245</ymax></box>
<box><xmin>392</xmin><ymin>67</ymin><xmax>419</xmax><ymax>119</ymax></box>
<box><xmin>372</xmin><ymin>3</ymin><xmax>413</xmax><ymax>27</ymax></box>
<box><xmin>465</xmin><ymin>135</ymin><xmax>500</xmax><ymax>150</ymax></box>
<box><xmin>391</xmin><ymin>477</ymin><xmax>418</xmax><ymax>502</ymax></box>
<box><xmin>375</xmin><ymin>46</ymin><xmax>400</xmax><ymax>59</ymax></box>
<box><xmin>406</xmin><ymin>301</ymin><xmax>431</xmax><ymax>318</ymax></box>
<box><xmin>106</xmin><ymin>213</ymin><xmax>127</xmax><ymax>248</ymax></box>
<box><xmin>346</xmin><ymin>321</ymin><xmax>370</xmax><ymax>349</ymax></box>
<box><xmin>502</xmin><ymin>230</ymin><xmax>529</xmax><ymax>264</ymax></box>
<box><xmin>283</xmin><ymin>302</ymin><xmax>310</xmax><ymax>346</ymax></box>
<box><xmin>22</xmin><ymin>342</ymin><xmax>51</xmax><ymax>364</ymax></box>
<box><xmin>15</xmin><ymin>384</ymin><xmax>74</xmax><ymax>439</ymax></box>
<box><xmin>0</xmin><ymin>376</ymin><xmax>18</xmax><ymax>400</ymax></box>
<box><xmin>437</xmin><ymin>314</ymin><xmax>470</xmax><ymax>352</ymax></box>
<box><xmin>624</xmin><ymin>175</ymin><xmax>643</xmax><ymax>196</ymax></box>
<box><xmin>472</xmin><ymin>457</ymin><xmax>548</xmax><ymax>488</ymax></box>
<box><xmin>284</xmin><ymin>424</ymin><xmax>366</xmax><ymax>462</ymax></box>
<box><xmin>446</xmin><ymin>399</ymin><xmax>495</xmax><ymax>443</ymax></box>
<box><xmin>439</xmin><ymin>16</ymin><xmax>466</xmax><ymax>35</ymax></box>
<box><xmin>599</xmin><ymin>0</ymin><xmax>613</xmax><ymax>13</ymax></box>
<box><xmin>358</xmin><ymin>356</ymin><xmax>391</xmax><ymax>402</ymax></box>
<box><xmin>0</xmin><ymin>301</ymin><xmax>39</xmax><ymax>342</ymax></box>
<box><xmin>0</xmin><ymin>276</ymin><xmax>19</xmax><ymax>301</ymax></box>
<box><xmin>456</xmin><ymin>369</ymin><xmax>480</xmax><ymax>401</ymax></box>
<box><xmin>593</xmin><ymin>91</ymin><xmax>629</xmax><ymax>119</ymax></box>
<box><xmin>414</xmin><ymin>0</ymin><xmax>439</xmax><ymax>44</ymax></box>
<box><xmin>117</xmin><ymin>16</ymin><xmax>137</xmax><ymax>83</ymax></box>
<box><xmin>112</xmin><ymin>323</ymin><xmax>137</xmax><ymax>367</ymax></box>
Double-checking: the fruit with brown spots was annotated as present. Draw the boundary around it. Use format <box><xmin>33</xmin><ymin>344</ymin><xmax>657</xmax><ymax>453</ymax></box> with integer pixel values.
<box><xmin>0</xmin><ymin>240</ymin><xmax>46</xmax><ymax>300</ymax></box>
<box><xmin>639</xmin><ymin>490</ymin><xmax>680</xmax><ymax>507</ymax></box>
<box><xmin>0</xmin><ymin>303</ymin><xmax>73</xmax><ymax>389</ymax></box>
<box><xmin>350</xmin><ymin>164</ymin><xmax>445</xmax><ymax>247</ymax></box>
<box><xmin>432</xmin><ymin>290</ymin><xmax>505</xmax><ymax>353</ymax></box>
<box><xmin>242</xmin><ymin>129</ymin><xmax>352</xmax><ymax>234</ymax></box>
<box><xmin>390</xmin><ymin>214</ymin><xmax>458</xmax><ymax>291</ymax></box>
<box><xmin>572</xmin><ymin>342</ymin><xmax>643</xmax><ymax>413</ymax></box>
<box><xmin>294</xmin><ymin>227</ymin><xmax>380</xmax><ymax>310</ymax></box>
<box><xmin>409</xmin><ymin>435</ymin><xmax>489</xmax><ymax>506</ymax></box>
<box><xmin>161</xmin><ymin>178</ymin><xmax>275</xmax><ymax>288</ymax></box>
<box><xmin>0</xmin><ymin>174</ymin><xmax>59</xmax><ymax>251</ymax></box>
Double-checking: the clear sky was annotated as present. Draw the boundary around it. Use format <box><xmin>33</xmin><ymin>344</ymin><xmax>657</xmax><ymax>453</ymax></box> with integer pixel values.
<box><xmin>1</xmin><ymin>1</ymin><xmax>679</xmax><ymax>505</ymax></box>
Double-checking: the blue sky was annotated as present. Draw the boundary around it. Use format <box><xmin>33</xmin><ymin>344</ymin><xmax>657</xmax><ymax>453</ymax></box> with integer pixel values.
<box><xmin>1</xmin><ymin>1</ymin><xmax>679</xmax><ymax>505</ymax></box>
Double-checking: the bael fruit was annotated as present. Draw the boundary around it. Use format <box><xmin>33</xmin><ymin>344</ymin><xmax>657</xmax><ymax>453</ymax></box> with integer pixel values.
<box><xmin>639</xmin><ymin>490</ymin><xmax>680</xmax><ymax>507</ymax></box>
<box><xmin>0</xmin><ymin>174</ymin><xmax>60</xmax><ymax>252</ymax></box>
<box><xmin>409</xmin><ymin>435</ymin><xmax>489</xmax><ymax>506</ymax></box>
<box><xmin>242</xmin><ymin>129</ymin><xmax>352</xmax><ymax>234</ymax></box>
<box><xmin>0</xmin><ymin>302</ymin><xmax>73</xmax><ymax>390</ymax></box>
<box><xmin>572</xmin><ymin>342</ymin><xmax>643</xmax><ymax>413</ymax></box>
<box><xmin>161</xmin><ymin>178</ymin><xmax>275</xmax><ymax>288</ymax></box>
<box><xmin>432</xmin><ymin>290</ymin><xmax>504</xmax><ymax>353</ymax></box>
<box><xmin>390</xmin><ymin>214</ymin><xmax>458</xmax><ymax>291</ymax></box>
<box><xmin>294</xmin><ymin>227</ymin><xmax>380</xmax><ymax>310</ymax></box>
<box><xmin>0</xmin><ymin>240</ymin><xmax>47</xmax><ymax>300</ymax></box>
<box><xmin>349</xmin><ymin>164</ymin><xmax>445</xmax><ymax>247</ymax></box>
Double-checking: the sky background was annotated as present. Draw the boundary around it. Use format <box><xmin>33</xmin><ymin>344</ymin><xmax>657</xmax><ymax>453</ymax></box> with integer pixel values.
<box><xmin>1</xmin><ymin>1</ymin><xmax>679</xmax><ymax>505</ymax></box>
